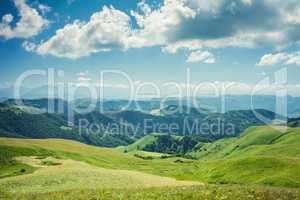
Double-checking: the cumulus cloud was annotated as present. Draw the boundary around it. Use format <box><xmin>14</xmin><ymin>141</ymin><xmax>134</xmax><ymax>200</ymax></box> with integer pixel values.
<box><xmin>130</xmin><ymin>0</ymin><xmax>197</xmax><ymax>47</ymax></box>
<box><xmin>0</xmin><ymin>0</ymin><xmax>49</xmax><ymax>39</ymax></box>
<box><xmin>22</xmin><ymin>41</ymin><xmax>37</xmax><ymax>52</ymax></box>
<box><xmin>38</xmin><ymin>4</ymin><xmax>51</xmax><ymax>15</ymax></box>
<box><xmin>136</xmin><ymin>0</ymin><xmax>300</xmax><ymax>53</ymax></box>
<box><xmin>35</xmin><ymin>1</ymin><xmax>198</xmax><ymax>59</ymax></box>
<box><xmin>285</xmin><ymin>52</ymin><xmax>300</xmax><ymax>65</ymax></box>
<box><xmin>186</xmin><ymin>50</ymin><xmax>215</xmax><ymax>63</ymax></box>
<box><xmin>2</xmin><ymin>14</ymin><xmax>13</xmax><ymax>24</ymax></box>
<box><xmin>36</xmin><ymin>6</ymin><xmax>132</xmax><ymax>59</ymax></box>
<box><xmin>257</xmin><ymin>52</ymin><xmax>300</xmax><ymax>66</ymax></box>
<box><xmin>31</xmin><ymin>0</ymin><xmax>300</xmax><ymax>58</ymax></box>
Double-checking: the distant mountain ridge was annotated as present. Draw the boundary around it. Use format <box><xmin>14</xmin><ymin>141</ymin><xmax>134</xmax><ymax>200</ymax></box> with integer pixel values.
<box><xmin>110</xmin><ymin>106</ymin><xmax>281</xmax><ymax>138</ymax></box>
<box><xmin>0</xmin><ymin>98</ymin><xmax>287</xmax><ymax>148</ymax></box>
<box><xmin>288</xmin><ymin>117</ymin><xmax>300</xmax><ymax>127</ymax></box>
<box><xmin>1</xmin><ymin>94</ymin><xmax>300</xmax><ymax>117</ymax></box>
<box><xmin>0</xmin><ymin>103</ymin><xmax>134</xmax><ymax>147</ymax></box>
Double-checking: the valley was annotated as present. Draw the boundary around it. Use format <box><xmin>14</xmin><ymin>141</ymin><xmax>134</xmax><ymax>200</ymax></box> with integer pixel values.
<box><xmin>0</xmin><ymin>125</ymin><xmax>300</xmax><ymax>199</ymax></box>
<box><xmin>0</xmin><ymin>99</ymin><xmax>299</xmax><ymax>199</ymax></box>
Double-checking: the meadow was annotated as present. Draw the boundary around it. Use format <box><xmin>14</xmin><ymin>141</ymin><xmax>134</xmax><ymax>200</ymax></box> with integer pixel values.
<box><xmin>0</xmin><ymin>126</ymin><xmax>300</xmax><ymax>199</ymax></box>
<box><xmin>2</xmin><ymin>185</ymin><xmax>300</xmax><ymax>200</ymax></box>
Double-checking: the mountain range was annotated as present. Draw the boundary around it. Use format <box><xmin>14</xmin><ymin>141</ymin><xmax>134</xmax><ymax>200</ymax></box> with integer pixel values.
<box><xmin>0</xmin><ymin>98</ymin><xmax>288</xmax><ymax>148</ymax></box>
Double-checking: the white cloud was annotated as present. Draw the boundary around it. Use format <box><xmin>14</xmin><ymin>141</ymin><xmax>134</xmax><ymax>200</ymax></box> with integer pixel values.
<box><xmin>34</xmin><ymin>0</ymin><xmax>198</xmax><ymax>58</ymax></box>
<box><xmin>36</xmin><ymin>6</ymin><xmax>132</xmax><ymax>59</ymax></box>
<box><xmin>285</xmin><ymin>52</ymin><xmax>300</xmax><ymax>65</ymax></box>
<box><xmin>0</xmin><ymin>0</ymin><xmax>49</xmax><ymax>39</ymax></box>
<box><xmin>22</xmin><ymin>41</ymin><xmax>37</xmax><ymax>52</ymax></box>
<box><xmin>162</xmin><ymin>33</ymin><xmax>273</xmax><ymax>54</ymax></box>
<box><xmin>257</xmin><ymin>51</ymin><xmax>300</xmax><ymax>66</ymax></box>
<box><xmin>38</xmin><ymin>4</ymin><xmax>51</xmax><ymax>15</ymax></box>
<box><xmin>2</xmin><ymin>14</ymin><xmax>13</xmax><ymax>24</ymax></box>
<box><xmin>186</xmin><ymin>50</ymin><xmax>215</xmax><ymax>63</ymax></box>
<box><xmin>138</xmin><ymin>0</ymin><xmax>300</xmax><ymax>53</ymax></box>
<box><xmin>162</xmin><ymin>2</ymin><xmax>300</xmax><ymax>53</ymax></box>
<box><xmin>29</xmin><ymin>0</ymin><xmax>300</xmax><ymax>59</ymax></box>
<box><xmin>162</xmin><ymin>39</ymin><xmax>203</xmax><ymax>54</ymax></box>
<box><xmin>257</xmin><ymin>53</ymin><xmax>288</xmax><ymax>66</ymax></box>
<box><xmin>130</xmin><ymin>0</ymin><xmax>197</xmax><ymax>48</ymax></box>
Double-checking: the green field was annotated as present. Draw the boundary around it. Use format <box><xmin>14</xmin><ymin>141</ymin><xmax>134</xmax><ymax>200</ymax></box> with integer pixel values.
<box><xmin>0</xmin><ymin>126</ymin><xmax>300</xmax><ymax>199</ymax></box>
<box><xmin>117</xmin><ymin>134</ymin><xmax>162</xmax><ymax>152</ymax></box>
<box><xmin>2</xmin><ymin>185</ymin><xmax>300</xmax><ymax>200</ymax></box>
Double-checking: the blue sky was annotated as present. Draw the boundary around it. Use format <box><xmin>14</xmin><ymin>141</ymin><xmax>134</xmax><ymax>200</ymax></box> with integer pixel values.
<box><xmin>0</xmin><ymin>0</ymin><xmax>300</xmax><ymax>97</ymax></box>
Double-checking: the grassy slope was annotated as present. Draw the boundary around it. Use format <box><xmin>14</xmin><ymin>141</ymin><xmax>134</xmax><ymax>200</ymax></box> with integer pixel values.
<box><xmin>117</xmin><ymin>133</ymin><xmax>173</xmax><ymax>158</ymax></box>
<box><xmin>189</xmin><ymin>126</ymin><xmax>300</xmax><ymax>159</ymax></box>
<box><xmin>188</xmin><ymin>126</ymin><xmax>300</xmax><ymax>187</ymax></box>
<box><xmin>0</xmin><ymin>145</ymin><xmax>55</xmax><ymax>178</ymax></box>
<box><xmin>2</xmin><ymin>185</ymin><xmax>300</xmax><ymax>200</ymax></box>
<box><xmin>117</xmin><ymin>133</ymin><xmax>183</xmax><ymax>153</ymax></box>
<box><xmin>118</xmin><ymin>134</ymin><xmax>159</xmax><ymax>152</ymax></box>
<box><xmin>0</xmin><ymin>126</ymin><xmax>300</xmax><ymax>190</ymax></box>
<box><xmin>0</xmin><ymin>138</ymin><xmax>197</xmax><ymax>181</ymax></box>
<box><xmin>0</xmin><ymin>156</ymin><xmax>198</xmax><ymax>196</ymax></box>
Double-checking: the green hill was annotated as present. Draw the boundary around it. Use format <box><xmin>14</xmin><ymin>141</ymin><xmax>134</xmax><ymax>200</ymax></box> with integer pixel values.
<box><xmin>3</xmin><ymin>98</ymin><xmax>70</xmax><ymax>114</ymax></box>
<box><xmin>1</xmin><ymin>125</ymin><xmax>300</xmax><ymax>190</ymax></box>
<box><xmin>111</xmin><ymin>107</ymin><xmax>280</xmax><ymax>138</ymax></box>
<box><xmin>121</xmin><ymin>134</ymin><xmax>162</xmax><ymax>152</ymax></box>
<box><xmin>288</xmin><ymin>117</ymin><xmax>300</xmax><ymax>127</ymax></box>
<box><xmin>0</xmin><ymin>101</ymin><xmax>282</xmax><ymax>147</ymax></box>
<box><xmin>189</xmin><ymin>126</ymin><xmax>300</xmax><ymax>160</ymax></box>
<box><xmin>186</xmin><ymin>126</ymin><xmax>300</xmax><ymax>187</ymax></box>
<box><xmin>118</xmin><ymin>126</ymin><xmax>300</xmax><ymax>187</ymax></box>
<box><xmin>1</xmin><ymin>125</ymin><xmax>300</xmax><ymax>199</ymax></box>
<box><xmin>120</xmin><ymin>133</ymin><xmax>209</xmax><ymax>155</ymax></box>
<box><xmin>0</xmin><ymin>105</ymin><xmax>134</xmax><ymax>147</ymax></box>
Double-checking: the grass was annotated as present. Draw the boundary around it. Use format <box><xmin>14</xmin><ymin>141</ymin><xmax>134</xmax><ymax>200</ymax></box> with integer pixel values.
<box><xmin>1</xmin><ymin>185</ymin><xmax>300</xmax><ymax>200</ymax></box>
<box><xmin>193</xmin><ymin>157</ymin><xmax>300</xmax><ymax>187</ymax></box>
<box><xmin>118</xmin><ymin>133</ymin><xmax>164</xmax><ymax>152</ymax></box>
<box><xmin>0</xmin><ymin>125</ymin><xmax>300</xmax><ymax>199</ymax></box>
<box><xmin>0</xmin><ymin>156</ymin><xmax>198</xmax><ymax>196</ymax></box>
<box><xmin>117</xmin><ymin>133</ymin><xmax>184</xmax><ymax>158</ymax></box>
<box><xmin>0</xmin><ymin>139</ymin><xmax>198</xmax><ymax>182</ymax></box>
<box><xmin>40</xmin><ymin>160</ymin><xmax>62</xmax><ymax>166</ymax></box>
<box><xmin>0</xmin><ymin>145</ymin><xmax>54</xmax><ymax>178</ymax></box>
<box><xmin>189</xmin><ymin>126</ymin><xmax>300</xmax><ymax>160</ymax></box>
<box><xmin>0</xmin><ymin>161</ymin><xmax>36</xmax><ymax>179</ymax></box>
